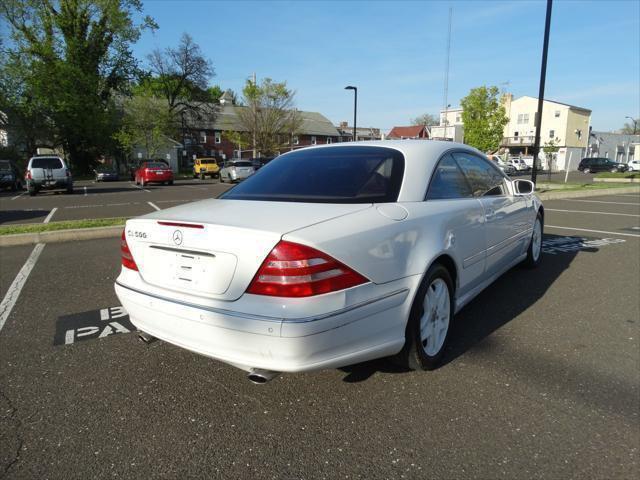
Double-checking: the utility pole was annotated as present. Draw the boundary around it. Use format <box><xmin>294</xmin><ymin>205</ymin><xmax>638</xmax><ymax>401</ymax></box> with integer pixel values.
<box><xmin>252</xmin><ymin>72</ymin><xmax>257</xmax><ymax>158</ymax></box>
<box><xmin>531</xmin><ymin>0</ymin><xmax>553</xmax><ymax>185</ymax></box>
<box><xmin>442</xmin><ymin>7</ymin><xmax>452</xmax><ymax>140</ymax></box>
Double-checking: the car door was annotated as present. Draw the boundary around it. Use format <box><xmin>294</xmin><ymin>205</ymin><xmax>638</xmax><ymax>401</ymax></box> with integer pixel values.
<box><xmin>424</xmin><ymin>153</ymin><xmax>486</xmax><ymax>300</ymax></box>
<box><xmin>452</xmin><ymin>151</ymin><xmax>530</xmax><ymax>277</ymax></box>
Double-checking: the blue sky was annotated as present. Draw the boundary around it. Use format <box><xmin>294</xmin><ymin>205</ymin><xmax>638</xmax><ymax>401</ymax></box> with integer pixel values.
<box><xmin>133</xmin><ymin>0</ymin><xmax>639</xmax><ymax>132</ymax></box>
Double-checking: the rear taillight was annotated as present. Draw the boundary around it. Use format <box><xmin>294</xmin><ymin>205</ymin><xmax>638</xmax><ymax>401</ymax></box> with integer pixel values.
<box><xmin>65</xmin><ymin>169</ymin><xmax>70</xmax><ymax>177</ymax></box>
<box><xmin>246</xmin><ymin>241</ymin><xmax>368</xmax><ymax>298</ymax></box>
<box><xmin>121</xmin><ymin>230</ymin><xmax>138</xmax><ymax>271</ymax></box>
<box><xmin>26</xmin><ymin>170</ymin><xmax>32</xmax><ymax>180</ymax></box>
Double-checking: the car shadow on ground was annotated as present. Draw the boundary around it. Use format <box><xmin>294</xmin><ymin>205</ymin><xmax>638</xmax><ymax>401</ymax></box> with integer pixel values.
<box><xmin>0</xmin><ymin>209</ymin><xmax>50</xmax><ymax>224</ymax></box>
<box><xmin>339</xmin><ymin>234</ymin><xmax>585</xmax><ymax>383</ymax></box>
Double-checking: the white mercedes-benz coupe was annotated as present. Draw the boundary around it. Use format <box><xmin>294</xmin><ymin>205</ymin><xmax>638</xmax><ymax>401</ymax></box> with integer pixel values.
<box><xmin>115</xmin><ymin>141</ymin><xmax>543</xmax><ymax>382</ymax></box>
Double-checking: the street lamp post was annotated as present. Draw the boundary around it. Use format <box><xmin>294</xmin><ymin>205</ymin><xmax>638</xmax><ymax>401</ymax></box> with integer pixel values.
<box><xmin>345</xmin><ymin>86</ymin><xmax>357</xmax><ymax>142</ymax></box>
<box><xmin>625</xmin><ymin>116</ymin><xmax>638</xmax><ymax>135</ymax></box>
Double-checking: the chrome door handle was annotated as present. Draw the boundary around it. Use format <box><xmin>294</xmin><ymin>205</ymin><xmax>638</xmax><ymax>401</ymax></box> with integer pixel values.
<box><xmin>485</xmin><ymin>208</ymin><xmax>495</xmax><ymax>220</ymax></box>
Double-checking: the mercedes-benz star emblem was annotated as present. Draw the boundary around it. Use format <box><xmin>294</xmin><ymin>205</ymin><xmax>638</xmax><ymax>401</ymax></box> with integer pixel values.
<box><xmin>172</xmin><ymin>230</ymin><xmax>183</xmax><ymax>245</ymax></box>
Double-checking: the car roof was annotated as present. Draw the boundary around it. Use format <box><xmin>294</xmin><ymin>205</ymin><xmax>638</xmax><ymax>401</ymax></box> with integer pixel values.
<box><xmin>276</xmin><ymin>140</ymin><xmax>485</xmax><ymax>201</ymax></box>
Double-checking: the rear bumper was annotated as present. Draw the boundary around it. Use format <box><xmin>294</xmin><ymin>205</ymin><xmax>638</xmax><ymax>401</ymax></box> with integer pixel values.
<box><xmin>29</xmin><ymin>179</ymin><xmax>71</xmax><ymax>189</ymax></box>
<box><xmin>142</xmin><ymin>175</ymin><xmax>173</xmax><ymax>183</ymax></box>
<box><xmin>114</xmin><ymin>279</ymin><xmax>412</xmax><ymax>372</ymax></box>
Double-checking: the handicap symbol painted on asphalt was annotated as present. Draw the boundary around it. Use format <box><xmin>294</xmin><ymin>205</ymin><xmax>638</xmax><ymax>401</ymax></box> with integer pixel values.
<box><xmin>54</xmin><ymin>306</ymin><xmax>136</xmax><ymax>346</ymax></box>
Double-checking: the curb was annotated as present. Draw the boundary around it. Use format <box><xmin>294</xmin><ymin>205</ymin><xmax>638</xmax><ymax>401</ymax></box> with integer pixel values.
<box><xmin>536</xmin><ymin>186</ymin><xmax>640</xmax><ymax>201</ymax></box>
<box><xmin>0</xmin><ymin>225</ymin><xmax>123</xmax><ymax>247</ymax></box>
<box><xmin>0</xmin><ymin>186</ymin><xmax>638</xmax><ymax>247</ymax></box>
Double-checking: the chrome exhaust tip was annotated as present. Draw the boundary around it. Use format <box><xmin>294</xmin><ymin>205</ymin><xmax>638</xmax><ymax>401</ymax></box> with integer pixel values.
<box><xmin>137</xmin><ymin>331</ymin><xmax>157</xmax><ymax>344</ymax></box>
<box><xmin>247</xmin><ymin>369</ymin><xmax>280</xmax><ymax>384</ymax></box>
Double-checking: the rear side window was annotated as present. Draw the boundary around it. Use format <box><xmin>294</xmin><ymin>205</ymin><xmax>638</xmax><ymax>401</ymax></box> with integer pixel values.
<box><xmin>221</xmin><ymin>146</ymin><xmax>405</xmax><ymax>203</ymax></box>
<box><xmin>427</xmin><ymin>154</ymin><xmax>472</xmax><ymax>200</ymax></box>
<box><xmin>228</xmin><ymin>161</ymin><xmax>252</xmax><ymax>167</ymax></box>
<box><xmin>31</xmin><ymin>157</ymin><xmax>63</xmax><ymax>169</ymax></box>
<box><xmin>452</xmin><ymin>152</ymin><xmax>506</xmax><ymax>197</ymax></box>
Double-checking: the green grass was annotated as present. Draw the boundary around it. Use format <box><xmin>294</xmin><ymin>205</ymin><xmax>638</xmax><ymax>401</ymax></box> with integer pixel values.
<box><xmin>594</xmin><ymin>172</ymin><xmax>639</xmax><ymax>179</ymax></box>
<box><xmin>0</xmin><ymin>217</ymin><xmax>127</xmax><ymax>236</ymax></box>
<box><xmin>535</xmin><ymin>182</ymin><xmax>639</xmax><ymax>193</ymax></box>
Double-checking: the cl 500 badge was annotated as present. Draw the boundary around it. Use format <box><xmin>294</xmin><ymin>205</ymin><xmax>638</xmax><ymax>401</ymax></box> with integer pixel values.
<box><xmin>127</xmin><ymin>230</ymin><xmax>147</xmax><ymax>239</ymax></box>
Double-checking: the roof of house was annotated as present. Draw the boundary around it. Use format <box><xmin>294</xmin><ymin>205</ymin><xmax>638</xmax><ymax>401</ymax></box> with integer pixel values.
<box><xmin>387</xmin><ymin>125</ymin><xmax>428</xmax><ymax>138</ymax></box>
<box><xmin>188</xmin><ymin>104</ymin><xmax>340</xmax><ymax>136</ymax></box>
<box><xmin>516</xmin><ymin>96</ymin><xmax>591</xmax><ymax>113</ymax></box>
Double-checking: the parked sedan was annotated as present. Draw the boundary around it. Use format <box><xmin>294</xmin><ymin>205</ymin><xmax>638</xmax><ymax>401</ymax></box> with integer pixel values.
<box><xmin>135</xmin><ymin>162</ymin><xmax>174</xmax><ymax>186</ymax></box>
<box><xmin>489</xmin><ymin>155</ymin><xmax>516</xmax><ymax>175</ymax></box>
<box><xmin>219</xmin><ymin>160</ymin><xmax>255</xmax><ymax>183</ymax></box>
<box><xmin>116</xmin><ymin>141</ymin><xmax>543</xmax><ymax>383</ymax></box>
<box><xmin>95</xmin><ymin>166</ymin><xmax>119</xmax><ymax>182</ymax></box>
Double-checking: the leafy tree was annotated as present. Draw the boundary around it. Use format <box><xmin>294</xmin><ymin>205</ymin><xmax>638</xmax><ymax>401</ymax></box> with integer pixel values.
<box><xmin>542</xmin><ymin>137</ymin><xmax>560</xmax><ymax>173</ymax></box>
<box><xmin>460</xmin><ymin>86</ymin><xmax>509</xmax><ymax>152</ymax></box>
<box><xmin>236</xmin><ymin>78</ymin><xmax>302</xmax><ymax>156</ymax></box>
<box><xmin>0</xmin><ymin>0</ymin><xmax>156</xmax><ymax>173</ymax></box>
<box><xmin>207</xmin><ymin>85</ymin><xmax>224</xmax><ymax>104</ymax></box>
<box><xmin>113</xmin><ymin>93</ymin><xmax>174</xmax><ymax>160</ymax></box>
<box><xmin>411</xmin><ymin>113</ymin><xmax>438</xmax><ymax>126</ymax></box>
<box><xmin>621</xmin><ymin>118</ymin><xmax>638</xmax><ymax>135</ymax></box>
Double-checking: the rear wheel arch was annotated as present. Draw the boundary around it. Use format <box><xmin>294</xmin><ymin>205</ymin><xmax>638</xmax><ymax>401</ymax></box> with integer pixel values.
<box><xmin>428</xmin><ymin>253</ymin><xmax>458</xmax><ymax>294</ymax></box>
<box><xmin>538</xmin><ymin>205</ymin><xmax>545</xmax><ymax>224</ymax></box>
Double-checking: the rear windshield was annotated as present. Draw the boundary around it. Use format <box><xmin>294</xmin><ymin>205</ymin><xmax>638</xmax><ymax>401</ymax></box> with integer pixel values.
<box><xmin>227</xmin><ymin>161</ymin><xmax>252</xmax><ymax>167</ymax></box>
<box><xmin>200</xmin><ymin>159</ymin><xmax>217</xmax><ymax>164</ymax></box>
<box><xmin>221</xmin><ymin>146</ymin><xmax>405</xmax><ymax>203</ymax></box>
<box><xmin>31</xmin><ymin>157</ymin><xmax>63</xmax><ymax>169</ymax></box>
<box><xmin>145</xmin><ymin>162</ymin><xmax>167</xmax><ymax>169</ymax></box>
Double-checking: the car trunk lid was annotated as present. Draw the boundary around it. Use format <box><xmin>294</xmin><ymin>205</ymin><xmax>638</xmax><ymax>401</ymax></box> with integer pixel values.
<box><xmin>124</xmin><ymin>199</ymin><xmax>371</xmax><ymax>301</ymax></box>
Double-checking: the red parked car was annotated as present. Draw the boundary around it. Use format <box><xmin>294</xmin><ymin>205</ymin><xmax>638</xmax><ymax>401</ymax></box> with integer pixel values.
<box><xmin>134</xmin><ymin>162</ymin><xmax>174</xmax><ymax>186</ymax></box>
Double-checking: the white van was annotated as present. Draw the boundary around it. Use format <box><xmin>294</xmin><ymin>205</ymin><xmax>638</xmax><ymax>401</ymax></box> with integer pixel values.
<box><xmin>26</xmin><ymin>156</ymin><xmax>73</xmax><ymax>196</ymax></box>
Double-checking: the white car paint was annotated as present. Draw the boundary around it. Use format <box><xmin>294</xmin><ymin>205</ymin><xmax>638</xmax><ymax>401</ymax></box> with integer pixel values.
<box><xmin>115</xmin><ymin>140</ymin><xmax>543</xmax><ymax>375</ymax></box>
<box><xmin>627</xmin><ymin>160</ymin><xmax>640</xmax><ymax>172</ymax></box>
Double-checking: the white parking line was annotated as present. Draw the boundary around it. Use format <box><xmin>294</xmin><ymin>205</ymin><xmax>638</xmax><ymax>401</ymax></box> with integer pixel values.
<box><xmin>546</xmin><ymin>208</ymin><xmax>640</xmax><ymax>218</ymax></box>
<box><xmin>10</xmin><ymin>192</ymin><xmax>26</xmax><ymax>200</ymax></box>
<box><xmin>564</xmin><ymin>199</ymin><xmax>639</xmax><ymax>206</ymax></box>
<box><xmin>43</xmin><ymin>207</ymin><xmax>58</xmax><ymax>223</ymax></box>
<box><xmin>613</xmin><ymin>194</ymin><xmax>640</xmax><ymax>198</ymax></box>
<box><xmin>0</xmin><ymin>243</ymin><xmax>45</xmax><ymax>333</ymax></box>
<box><xmin>545</xmin><ymin>225</ymin><xmax>640</xmax><ymax>238</ymax></box>
<box><xmin>147</xmin><ymin>201</ymin><xmax>161</xmax><ymax>211</ymax></box>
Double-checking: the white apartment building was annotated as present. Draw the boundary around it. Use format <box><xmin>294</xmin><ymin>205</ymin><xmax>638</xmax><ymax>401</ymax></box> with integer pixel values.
<box><xmin>501</xmin><ymin>94</ymin><xmax>591</xmax><ymax>170</ymax></box>
<box><xmin>429</xmin><ymin>107</ymin><xmax>464</xmax><ymax>142</ymax></box>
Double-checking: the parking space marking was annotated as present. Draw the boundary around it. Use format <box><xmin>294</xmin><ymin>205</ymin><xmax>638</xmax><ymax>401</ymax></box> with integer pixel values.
<box><xmin>147</xmin><ymin>201</ymin><xmax>161</xmax><ymax>211</ymax></box>
<box><xmin>54</xmin><ymin>305</ymin><xmax>135</xmax><ymax>345</ymax></box>
<box><xmin>564</xmin><ymin>199</ymin><xmax>639</xmax><ymax>206</ymax></box>
<box><xmin>546</xmin><ymin>208</ymin><xmax>640</xmax><ymax>217</ymax></box>
<box><xmin>545</xmin><ymin>225</ymin><xmax>640</xmax><ymax>238</ymax></box>
<box><xmin>43</xmin><ymin>207</ymin><xmax>58</xmax><ymax>223</ymax></box>
<box><xmin>10</xmin><ymin>192</ymin><xmax>25</xmax><ymax>200</ymax></box>
<box><xmin>0</xmin><ymin>243</ymin><xmax>45</xmax><ymax>333</ymax></box>
<box><xmin>542</xmin><ymin>236</ymin><xmax>626</xmax><ymax>254</ymax></box>
<box><xmin>612</xmin><ymin>194</ymin><xmax>640</xmax><ymax>198</ymax></box>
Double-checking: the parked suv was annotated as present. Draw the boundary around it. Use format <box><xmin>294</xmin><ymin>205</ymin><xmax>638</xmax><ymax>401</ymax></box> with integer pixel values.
<box><xmin>0</xmin><ymin>160</ymin><xmax>24</xmax><ymax>191</ymax></box>
<box><xmin>193</xmin><ymin>157</ymin><xmax>220</xmax><ymax>179</ymax></box>
<box><xmin>578</xmin><ymin>157</ymin><xmax>628</xmax><ymax>173</ymax></box>
<box><xmin>26</xmin><ymin>156</ymin><xmax>73</xmax><ymax>196</ymax></box>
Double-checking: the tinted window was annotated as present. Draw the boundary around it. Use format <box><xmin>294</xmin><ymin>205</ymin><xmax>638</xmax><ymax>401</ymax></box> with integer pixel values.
<box><xmin>227</xmin><ymin>161</ymin><xmax>252</xmax><ymax>167</ymax></box>
<box><xmin>221</xmin><ymin>146</ymin><xmax>405</xmax><ymax>203</ymax></box>
<box><xmin>427</xmin><ymin>154</ymin><xmax>472</xmax><ymax>200</ymax></box>
<box><xmin>31</xmin><ymin>157</ymin><xmax>63</xmax><ymax>169</ymax></box>
<box><xmin>452</xmin><ymin>152</ymin><xmax>506</xmax><ymax>197</ymax></box>
<box><xmin>145</xmin><ymin>162</ymin><xmax>167</xmax><ymax>169</ymax></box>
<box><xmin>201</xmin><ymin>159</ymin><xmax>217</xmax><ymax>164</ymax></box>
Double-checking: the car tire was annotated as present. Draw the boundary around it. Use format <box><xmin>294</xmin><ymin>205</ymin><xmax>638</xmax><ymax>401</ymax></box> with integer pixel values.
<box><xmin>220</xmin><ymin>175</ymin><xmax>225</xmax><ymax>183</ymax></box>
<box><xmin>168</xmin><ymin>180</ymin><xmax>173</xmax><ymax>185</ymax></box>
<box><xmin>395</xmin><ymin>263</ymin><xmax>454</xmax><ymax>371</ymax></box>
<box><xmin>522</xmin><ymin>212</ymin><xmax>543</xmax><ymax>269</ymax></box>
<box><xmin>66</xmin><ymin>185</ymin><xmax>74</xmax><ymax>194</ymax></box>
<box><xmin>10</xmin><ymin>182</ymin><xmax>17</xmax><ymax>192</ymax></box>
<box><xmin>200</xmin><ymin>173</ymin><xmax>205</xmax><ymax>180</ymax></box>
<box><xmin>28</xmin><ymin>185</ymin><xmax>37</xmax><ymax>196</ymax></box>
<box><xmin>140</xmin><ymin>178</ymin><xmax>145</xmax><ymax>187</ymax></box>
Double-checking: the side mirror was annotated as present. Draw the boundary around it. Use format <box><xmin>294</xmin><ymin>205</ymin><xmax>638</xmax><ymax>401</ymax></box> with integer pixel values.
<box><xmin>513</xmin><ymin>179</ymin><xmax>534</xmax><ymax>195</ymax></box>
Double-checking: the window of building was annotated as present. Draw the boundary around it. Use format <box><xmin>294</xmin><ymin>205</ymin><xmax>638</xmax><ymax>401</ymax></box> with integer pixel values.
<box><xmin>455</xmin><ymin>114</ymin><xmax>461</xmax><ymax>123</ymax></box>
<box><xmin>311</xmin><ymin>136</ymin><xmax>317</xmax><ymax>145</ymax></box>
<box><xmin>199</xmin><ymin>131</ymin><xmax>207</xmax><ymax>143</ymax></box>
<box><xmin>517</xmin><ymin>114</ymin><xmax>530</xmax><ymax>124</ymax></box>
<box><xmin>554</xmin><ymin>110</ymin><xmax>560</xmax><ymax>118</ymax></box>
<box><xmin>514</xmin><ymin>131</ymin><xmax>519</xmax><ymax>138</ymax></box>
<box><xmin>549</xmin><ymin>130</ymin><xmax>555</xmax><ymax>138</ymax></box>
<box><xmin>214</xmin><ymin>132</ymin><xmax>221</xmax><ymax>144</ymax></box>
<box><xmin>293</xmin><ymin>136</ymin><xmax>299</xmax><ymax>145</ymax></box>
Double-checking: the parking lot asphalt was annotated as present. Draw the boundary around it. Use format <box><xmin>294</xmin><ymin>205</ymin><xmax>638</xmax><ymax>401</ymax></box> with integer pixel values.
<box><xmin>0</xmin><ymin>179</ymin><xmax>232</xmax><ymax>225</ymax></box>
<box><xmin>0</xmin><ymin>193</ymin><xmax>638</xmax><ymax>479</ymax></box>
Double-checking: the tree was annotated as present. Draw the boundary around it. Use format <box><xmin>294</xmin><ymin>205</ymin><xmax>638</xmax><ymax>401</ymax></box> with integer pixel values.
<box><xmin>0</xmin><ymin>0</ymin><xmax>156</xmax><ymax>173</ymax></box>
<box><xmin>113</xmin><ymin>93</ymin><xmax>174</xmax><ymax>160</ymax></box>
<box><xmin>621</xmin><ymin>118</ymin><xmax>638</xmax><ymax>135</ymax></box>
<box><xmin>460</xmin><ymin>86</ymin><xmax>509</xmax><ymax>152</ymax></box>
<box><xmin>411</xmin><ymin>113</ymin><xmax>438</xmax><ymax>126</ymax></box>
<box><xmin>542</xmin><ymin>137</ymin><xmax>560</xmax><ymax>174</ymax></box>
<box><xmin>235</xmin><ymin>78</ymin><xmax>302</xmax><ymax>156</ymax></box>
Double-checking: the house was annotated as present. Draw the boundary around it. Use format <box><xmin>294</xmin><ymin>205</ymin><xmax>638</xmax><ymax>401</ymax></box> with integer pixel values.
<box><xmin>182</xmin><ymin>96</ymin><xmax>341</xmax><ymax>162</ymax></box>
<box><xmin>587</xmin><ymin>131</ymin><xmax>639</xmax><ymax>164</ymax></box>
<box><xmin>427</xmin><ymin>107</ymin><xmax>464</xmax><ymax>142</ymax></box>
<box><xmin>501</xmin><ymin>94</ymin><xmax>591</xmax><ymax>170</ymax></box>
<box><xmin>336</xmin><ymin>122</ymin><xmax>382</xmax><ymax>142</ymax></box>
<box><xmin>386</xmin><ymin>125</ymin><xmax>429</xmax><ymax>140</ymax></box>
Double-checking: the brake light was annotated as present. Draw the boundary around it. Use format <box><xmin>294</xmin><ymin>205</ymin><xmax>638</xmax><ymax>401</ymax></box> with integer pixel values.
<box><xmin>120</xmin><ymin>230</ymin><xmax>138</xmax><ymax>271</ymax></box>
<box><xmin>157</xmin><ymin>221</ymin><xmax>204</xmax><ymax>229</ymax></box>
<box><xmin>246</xmin><ymin>241</ymin><xmax>368</xmax><ymax>297</ymax></box>
<box><xmin>26</xmin><ymin>170</ymin><xmax>32</xmax><ymax>180</ymax></box>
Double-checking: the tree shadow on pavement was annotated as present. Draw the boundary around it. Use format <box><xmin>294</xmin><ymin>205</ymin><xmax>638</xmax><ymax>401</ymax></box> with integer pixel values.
<box><xmin>340</xmin><ymin>234</ymin><xmax>587</xmax><ymax>383</ymax></box>
<box><xmin>0</xmin><ymin>209</ymin><xmax>50</xmax><ymax>224</ymax></box>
